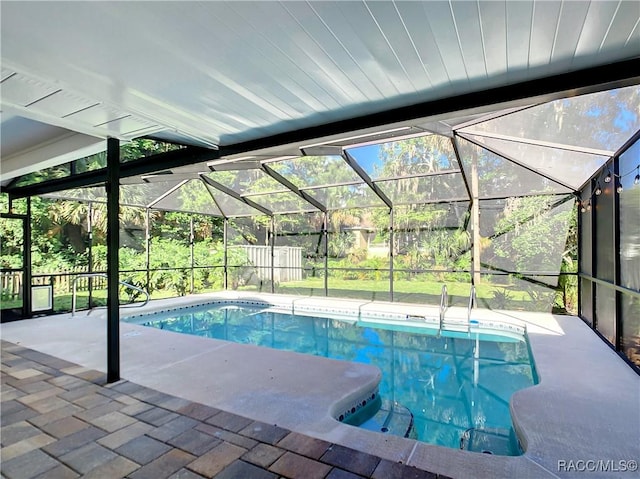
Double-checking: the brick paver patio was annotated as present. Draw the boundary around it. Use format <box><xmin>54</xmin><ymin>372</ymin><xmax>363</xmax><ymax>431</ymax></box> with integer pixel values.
<box><xmin>1</xmin><ymin>340</ymin><xmax>450</xmax><ymax>479</ymax></box>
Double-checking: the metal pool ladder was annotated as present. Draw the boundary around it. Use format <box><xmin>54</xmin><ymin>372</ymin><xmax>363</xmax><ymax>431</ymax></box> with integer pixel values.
<box><xmin>439</xmin><ymin>284</ymin><xmax>448</xmax><ymax>330</ymax></box>
<box><xmin>71</xmin><ymin>273</ymin><xmax>149</xmax><ymax>317</ymax></box>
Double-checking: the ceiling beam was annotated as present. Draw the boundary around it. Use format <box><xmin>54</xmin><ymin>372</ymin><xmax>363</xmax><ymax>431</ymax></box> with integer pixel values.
<box><xmin>342</xmin><ymin>151</ymin><xmax>393</xmax><ymax>209</ymax></box>
<box><xmin>200</xmin><ymin>175</ymin><xmax>273</xmax><ymax>217</ymax></box>
<box><xmin>459</xmin><ymin>129</ymin><xmax>614</xmax><ymax>157</ymax></box>
<box><xmin>261</xmin><ymin>164</ymin><xmax>326</xmax><ymax>213</ymax></box>
<box><xmin>1</xmin><ymin>132</ymin><xmax>104</xmax><ymax>181</ymax></box>
<box><xmin>6</xmin><ymin>145</ymin><xmax>219</xmax><ymax>198</ymax></box>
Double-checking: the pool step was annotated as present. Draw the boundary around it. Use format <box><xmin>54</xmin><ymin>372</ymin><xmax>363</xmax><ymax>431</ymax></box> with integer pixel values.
<box><xmin>459</xmin><ymin>427</ymin><xmax>521</xmax><ymax>455</ymax></box>
<box><xmin>348</xmin><ymin>397</ymin><xmax>415</xmax><ymax>438</ymax></box>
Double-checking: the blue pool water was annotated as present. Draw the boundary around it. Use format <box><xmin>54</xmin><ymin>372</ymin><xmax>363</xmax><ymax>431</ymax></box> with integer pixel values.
<box><xmin>131</xmin><ymin>303</ymin><xmax>536</xmax><ymax>454</ymax></box>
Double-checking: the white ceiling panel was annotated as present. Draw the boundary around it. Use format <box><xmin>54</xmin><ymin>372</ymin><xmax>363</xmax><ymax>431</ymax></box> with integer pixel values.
<box><xmin>226</xmin><ymin>2</ymin><xmax>344</xmax><ymax>113</ymax></box>
<box><xmin>64</xmin><ymin>104</ymin><xmax>128</xmax><ymax>128</ymax></box>
<box><xmin>574</xmin><ymin>1</ymin><xmax>620</xmax><ymax>60</ymax></box>
<box><xmin>1</xmin><ymin>73</ymin><xmax>60</xmax><ymax>107</ymax></box>
<box><xmin>0</xmin><ymin>115</ymin><xmax>70</xmax><ymax>158</ymax></box>
<box><xmin>1</xmin><ymin>68</ymin><xmax>15</xmax><ymax>82</ymax></box>
<box><xmin>450</xmin><ymin>1</ymin><xmax>487</xmax><ymax>80</ymax></box>
<box><xmin>345</xmin><ymin>0</ymin><xmax>417</xmax><ymax>93</ymax></box>
<box><xmin>552</xmin><ymin>1</ymin><xmax>591</xmax><ymax>65</ymax></box>
<box><xmin>366</xmin><ymin>1</ymin><xmax>431</xmax><ymax>91</ymax></box>
<box><xmin>477</xmin><ymin>1</ymin><xmax>508</xmax><ymax>77</ymax></box>
<box><xmin>395</xmin><ymin>2</ymin><xmax>449</xmax><ymax>88</ymax></box>
<box><xmin>27</xmin><ymin>90</ymin><xmax>98</xmax><ymax>119</ymax></box>
<box><xmin>424</xmin><ymin>2</ymin><xmax>468</xmax><ymax>82</ymax></box>
<box><xmin>280</xmin><ymin>1</ymin><xmax>379</xmax><ymax>102</ymax></box>
<box><xmin>310</xmin><ymin>2</ymin><xmax>402</xmax><ymax>97</ymax></box>
<box><xmin>529</xmin><ymin>1</ymin><xmax>561</xmax><ymax>66</ymax></box>
<box><xmin>601</xmin><ymin>1</ymin><xmax>640</xmax><ymax>51</ymax></box>
<box><xmin>506</xmin><ymin>1</ymin><xmax>534</xmax><ymax>71</ymax></box>
<box><xmin>0</xmin><ymin>0</ymin><xmax>638</xmax><ymax>178</ymax></box>
<box><xmin>98</xmin><ymin>116</ymin><xmax>160</xmax><ymax>138</ymax></box>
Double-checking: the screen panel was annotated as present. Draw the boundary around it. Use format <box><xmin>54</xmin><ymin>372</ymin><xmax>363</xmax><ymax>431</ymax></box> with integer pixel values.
<box><xmin>460</xmin><ymin>85</ymin><xmax>640</xmax><ymax>152</ymax></box>
<box><xmin>621</xmin><ymin>293</ymin><xmax>640</xmax><ymax>368</ymax></box>
<box><xmin>460</xmin><ymin>133</ymin><xmax>608</xmax><ymax>190</ymax></box>
<box><xmin>479</xmin><ymin>195</ymin><xmax>575</xmax><ymax>274</ymax></box>
<box><xmin>619</xmin><ymin>139</ymin><xmax>640</xmax><ymax>291</ymax></box>
<box><xmin>594</xmin><ymin>172</ymin><xmax>615</xmax><ymax>282</ymax></box>
<box><xmin>595</xmin><ymin>283</ymin><xmax>616</xmax><ymax>345</ymax></box>
<box><xmin>456</xmin><ymin>136</ymin><xmax>572</xmax><ymax>198</ymax></box>
<box><xmin>347</xmin><ymin>134</ymin><xmax>459</xmax><ymax>180</ymax></box>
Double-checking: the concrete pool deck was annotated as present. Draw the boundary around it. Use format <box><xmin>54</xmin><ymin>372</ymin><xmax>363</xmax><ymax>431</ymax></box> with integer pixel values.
<box><xmin>2</xmin><ymin>292</ymin><xmax>639</xmax><ymax>478</ymax></box>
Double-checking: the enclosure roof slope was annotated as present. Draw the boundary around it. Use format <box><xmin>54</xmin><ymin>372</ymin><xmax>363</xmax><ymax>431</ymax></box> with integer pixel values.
<box><xmin>2</xmin><ymin>1</ymin><xmax>639</xmax><ymax>182</ymax></box>
<box><xmin>28</xmin><ymin>83</ymin><xmax>640</xmax><ymax>215</ymax></box>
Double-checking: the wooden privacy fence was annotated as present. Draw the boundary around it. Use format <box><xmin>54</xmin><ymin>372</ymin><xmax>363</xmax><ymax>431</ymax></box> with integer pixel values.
<box><xmin>1</xmin><ymin>268</ymin><xmax>108</xmax><ymax>300</ymax></box>
<box><xmin>1</xmin><ymin>247</ymin><xmax>303</xmax><ymax>300</ymax></box>
<box><xmin>1</xmin><ymin>271</ymin><xmax>22</xmax><ymax>299</ymax></box>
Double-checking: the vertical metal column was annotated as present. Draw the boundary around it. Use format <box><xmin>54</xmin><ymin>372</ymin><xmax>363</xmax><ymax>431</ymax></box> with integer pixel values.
<box><xmin>270</xmin><ymin>217</ymin><xmax>275</xmax><ymax>294</ymax></box>
<box><xmin>223</xmin><ymin>218</ymin><xmax>228</xmax><ymax>290</ymax></box>
<box><xmin>613</xmin><ymin>157</ymin><xmax>622</xmax><ymax>351</ymax></box>
<box><xmin>470</xmin><ymin>148</ymin><xmax>481</xmax><ymax>286</ymax></box>
<box><xmin>576</xmin><ymin>194</ymin><xmax>582</xmax><ymax>318</ymax></box>
<box><xmin>145</xmin><ymin>209</ymin><xmax>151</xmax><ymax>292</ymax></box>
<box><xmin>389</xmin><ymin>208</ymin><xmax>394</xmax><ymax>302</ymax></box>
<box><xmin>24</xmin><ymin>197</ymin><xmax>32</xmax><ymax>317</ymax></box>
<box><xmin>190</xmin><ymin>217</ymin><xmax>195</xmax><ymax>294</ymax></box>
<box><xmin>591</xmin><ymin>174</ymin><xmax>598</xmax><ymax>331</ymax></box>
<box><xmin>106</xmin><ymin>137</ymin><xmax>120</xmax><ymax>383</ymax></box>
<box><xmin>87</xmin><ymin>202</ymin><xmax>93</xmax><ymax>308</ymax></box>
<box><xmin>323</xmin><ymin>212</ymin><xmax>328</xmax><ymax>296</ymax></box>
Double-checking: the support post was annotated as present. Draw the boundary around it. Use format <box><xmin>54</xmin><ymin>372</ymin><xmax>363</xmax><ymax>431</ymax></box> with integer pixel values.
<box><xmin>24</xmin><ymin>197</ymin><xmax>32</xmax><ymax>318</ymax></box>
<box><xmin>270</xmin><ymin>217</ymin><xmax>275</xmax><ymax>294</ymax></box>
<box><xmin>145</xmin><ymin>209</ymin><xmax>151</xmax><ymax>292</ymax></box>
<box><xmin>223</xmin><ymin>218</ymin><xmax>228</xmax><ymax>290</ymax></box>
<box><xmin>87</xmin><ymin>202</ymin><xmax>93</xmax><ymax>308</ymax></box>
<box><xmin>106</xmin><ymin>138</ymin><xmax>120</xmax><ymax>383</ymax></box>
<box><xmin>323</xmin><ymin>212</ymin><xmax>328</xmax><ymax>297</ymax></box>
<box><xmin>591</xmin><ymin>174</ymin><xmax>598</xmax><ymax>331</ymax></box>
<box><xmin>190</xmin><ymin>216</ymin><xmax>195</xmax><ymax>294</ymax></box>
<box><xmin>613</xmin><ymin>156</ymin><xmax>621</xmax><ymax>351</ymax></box>
<box><xmin>471</xmin><ymin>149</ymin><xmax>481</xmax><ymax>286</ymax></box>
<box><xmin>389</xmin><ymin>208</ymin><xmax>394</xmax><ymax>302</ymax></box>
<box><xmin>576</xmin><ymin>194</ymin><xmax>582</xmax><ymax>318</ymax></box>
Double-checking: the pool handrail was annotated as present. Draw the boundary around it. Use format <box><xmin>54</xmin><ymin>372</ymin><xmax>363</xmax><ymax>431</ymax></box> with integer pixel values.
<box><xmin>467</xmin><ymin>285</ymin><xmax>476</xmax><ymax>331</ymax></box>
<box><xmin>71</xmin><ymin>273</ymin><xmax>149</xmax><ymax>317</ymax></box>
<box><xmin>439</xmin><ymin>284</ymin><xmax>448</xmax><ymax>329</ymax></box>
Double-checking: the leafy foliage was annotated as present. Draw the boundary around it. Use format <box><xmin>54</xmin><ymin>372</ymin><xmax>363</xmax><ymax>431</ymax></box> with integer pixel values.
<box><xmin>1</xmin><ymin>134</ymin><xmax>580</xmax><ymax>314</ymax></box>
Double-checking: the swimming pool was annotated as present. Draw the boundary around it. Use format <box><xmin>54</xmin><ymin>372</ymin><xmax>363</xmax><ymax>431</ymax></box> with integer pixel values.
<box><xmin>128</xmin><ymin>301</ymin><xmax>536</xmax><ymax>455</ymax></box>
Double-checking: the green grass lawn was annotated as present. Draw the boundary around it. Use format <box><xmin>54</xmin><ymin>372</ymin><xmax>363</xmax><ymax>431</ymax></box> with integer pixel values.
<box><xmin>276</xmin><ymin>277</ymin><xmax>556</xmax><ymax>311</ymax></box>
<box><xmin>4</xmin><ymin>275</ymin><xmax>568</xmax><ymax>315</ymax></box>
<box><xmin>278</xmin><ymin>277</ymin><xmax>505</xmax><ymax>297</ymax></box>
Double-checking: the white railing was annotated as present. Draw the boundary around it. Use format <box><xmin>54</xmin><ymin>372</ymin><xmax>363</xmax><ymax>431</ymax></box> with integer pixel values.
<box><xmin>71</xmin><ymin>273</ymin><xmax>149</xmax><ymax>317</ymax></box>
